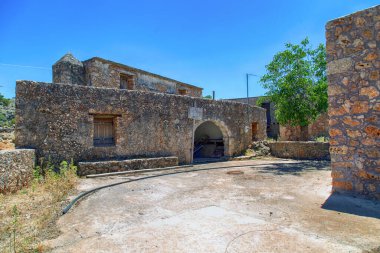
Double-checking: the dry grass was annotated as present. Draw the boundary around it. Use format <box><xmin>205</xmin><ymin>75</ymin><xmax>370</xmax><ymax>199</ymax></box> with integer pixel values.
<box><xmin>0</xmin><ymin>160</ymin><xmax>78</xmax><ymax>252</ymax></box>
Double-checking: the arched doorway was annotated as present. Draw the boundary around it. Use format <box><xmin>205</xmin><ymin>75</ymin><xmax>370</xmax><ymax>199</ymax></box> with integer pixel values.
<box><xmin>193</xmin><ymin>121</ymin><xmax>225</xmax><ymax>161</ymax></box>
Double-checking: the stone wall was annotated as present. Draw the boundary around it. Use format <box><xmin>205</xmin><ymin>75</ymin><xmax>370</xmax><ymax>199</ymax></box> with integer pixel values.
<box><xmin>268</xmin><ymin>141</ymin><xmax>330</xmax><ymax>160</ymax></box>
<box><xmin>15</xmin><ymin>81</ymin><xmax>266</xmax><ymax>165</ymax></box>
<box><xmin>78</xmin><ymin>156</ymin><xmax>178</xmax><ymax>176</ymax></box>
<box><xmin>279</xmin><ymin>113</ymin><xmax>329</xmax><ymax>141</ymax></box>
<box><xmin>326</xmin><ymin>5</ymin><xmax>380</xmax><ymax>199</ymax></box>
<box><xmin>226</xmin><ymin>97</ymin><xmax>329</xmax><ymax>141</ymax></box>
<box><xmin>0</xmin><ymin>149</ymin><xmax>35</xmax><ymax>193</ymax></box>
<box><xmin>224</xmin><ymin>97</ymin><xmax>280</xmax><ymax>138</ymax></box>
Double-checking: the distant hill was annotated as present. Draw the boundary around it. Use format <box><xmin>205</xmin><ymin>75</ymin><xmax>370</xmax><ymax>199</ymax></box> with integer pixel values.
<box><xmin>0</xmin><ymin>98</ymin><xmax>15</xmax><ymax>128</ymax></box>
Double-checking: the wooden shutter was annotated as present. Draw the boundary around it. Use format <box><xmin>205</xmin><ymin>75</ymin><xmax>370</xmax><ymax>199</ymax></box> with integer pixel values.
<box><xmin>94</xmin><ymin>117</ymin><xmax>115</xmax><ymax>146</ymax></box>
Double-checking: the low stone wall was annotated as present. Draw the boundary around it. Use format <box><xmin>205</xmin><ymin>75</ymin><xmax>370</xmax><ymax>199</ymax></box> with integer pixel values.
<box><xmin>268</xmin><ymin>142</ymin><xmax>330</xmax><ymax>160</ymax></box>
<box><xmin>0</xmin><ymin>149</ymin><xmax>35</xmax><ymax>193</ymax></box>
<box><xmin>78</xmin><ymin>156</ymin><xmax>178</xmax><ymax>176</ymax></box>
<box><xmin>279</xmin><ymin>113</ymin><xmax>329</xmax><ymax>141</ymax></box>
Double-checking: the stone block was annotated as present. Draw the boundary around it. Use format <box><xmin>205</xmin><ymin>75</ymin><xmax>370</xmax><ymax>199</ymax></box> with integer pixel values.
<box><xmin>0</xmin><ymin>149</ymin><xmax>35</xmax><ymax>193</ymax></box>
<box><xmin>327</xmin><ymin>58</ymin><xmax>353</xmax><ymax>75</ymax></box>
<box><xmin>332</xmin><ymin>181</ymin><xmax>353</xmax><ymax>191</ymax></box>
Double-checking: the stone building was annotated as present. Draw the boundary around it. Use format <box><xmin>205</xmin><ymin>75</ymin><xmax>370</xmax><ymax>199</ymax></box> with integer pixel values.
<box><xmin>53</xmin><ymin>53</ymin><xmax>203</xmax><ymax>97</ymax></box>
<box><xmin>326</xmin><ymin>5</ymin><xmax>379</xmax><ymax>200</ymax></box>
<box><xmin>224</xmin><ymin>97</ymin><xmax>279</xmax><ymax>138</ymax></box>
<box><xmin>15</xmin><ymin>54</ymin><xmax>267</xmax><ymax>167</ymax></box>
<box><xmin>225</xmin><ymin>97</ymin><xmax>328</xmax><ymax>141</ymax></box>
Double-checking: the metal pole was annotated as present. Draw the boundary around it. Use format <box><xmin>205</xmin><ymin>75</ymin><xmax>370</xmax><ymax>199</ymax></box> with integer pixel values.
<box><xmin>190</xmin><ymin>100</ymin><xmax>196</xmax><ymax>164</ymax></box>
<box><xmin>246</xmin><ymin>74</ymin><xmax>250</xmax><ymax>131</ymax></box>
<box><xmin>212</xmin><ymin>91</ymin><xmax>215</xmax><ymax>100</ymax></box>
<box><xmin>246</xmin><ymin>74</ymin><xmax>249</xmax><ymax>105</ymax></box>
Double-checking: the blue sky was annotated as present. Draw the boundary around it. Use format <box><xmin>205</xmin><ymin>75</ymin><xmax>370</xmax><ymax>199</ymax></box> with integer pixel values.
<box><xmin>0</xmin><ymin>0</ymin><xmax>378</xmax><ymax>99</ymax></box>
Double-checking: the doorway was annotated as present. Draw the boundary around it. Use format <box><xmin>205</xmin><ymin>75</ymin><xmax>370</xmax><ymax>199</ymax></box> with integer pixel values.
<box><xmin>193</xmin><ymin>121</ymin><xmax>225</xmax><ymax>161</ymax></box>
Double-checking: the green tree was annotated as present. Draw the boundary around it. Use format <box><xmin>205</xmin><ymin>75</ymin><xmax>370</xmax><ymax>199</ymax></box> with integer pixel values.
<box><xmin>203</xmin><ymin>95</ymin><xmax>213</xmax><ymax>99</ymax></box>
<box><xmin>0</xmin><ymin>93</ymin><xmax>11</xmax><ymax>107</ymax></box>
<box><xmin>259</xmin><ymin>38</ymin><xmax>327</xmax><ymax>140</ymax></box>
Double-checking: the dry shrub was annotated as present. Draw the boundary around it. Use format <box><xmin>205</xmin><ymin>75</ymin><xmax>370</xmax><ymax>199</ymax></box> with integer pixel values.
<box><xmin>0</xmin><ymin>159</ymin><xmax>78</xmax><ymax>252</ymax></box>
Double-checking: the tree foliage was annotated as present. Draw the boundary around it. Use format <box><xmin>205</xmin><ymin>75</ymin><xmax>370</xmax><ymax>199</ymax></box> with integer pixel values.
<box><xmin>0</xmin><ymin>93</ymin><xmax>11</xmax><ymax>107</ymax></box>
<box><xmin>259</xmin><ymin>38</ymin><xmax>327</xmax><ymax>127</ymax></box>
<box><xmin>0</xmin><ymin>92</ymin><xmax>15</xmax><ymax>127</ymax></box>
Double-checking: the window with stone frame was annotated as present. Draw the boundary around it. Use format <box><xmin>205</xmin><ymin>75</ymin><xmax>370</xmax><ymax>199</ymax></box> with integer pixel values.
<box><xmin>93</xmin><ymin>116</ymin><xmax>115</xmax><ymax>147</ymax></box>
<box><xmin>178</xmin><ymin>89</ymin><xmax>187</xmax><ymax>95</ymax></box>
<box><xmin>120</xmin><ymin>74</ymin><xmax>135</xmax><ymax>90</ymax></box>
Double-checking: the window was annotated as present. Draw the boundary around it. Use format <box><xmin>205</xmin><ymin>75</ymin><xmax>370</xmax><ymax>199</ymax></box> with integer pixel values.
<box><xmin>120</xmin><ymin>74</ymin><xmax>135</xmax><ymax>90</ymax></box>
<box><xmin>178</xmin><ymin>89</ymin><xmax>187</xmax><ymax>95</ymax></box>
<box><xmin>93</xmin><ymin>116</ymin><xmax>115</xmax><ymax>146</ymax></box>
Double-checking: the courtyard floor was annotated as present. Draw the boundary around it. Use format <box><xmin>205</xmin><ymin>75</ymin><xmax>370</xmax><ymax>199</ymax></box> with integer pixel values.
<box><xmin>46</xmin><ymin>158</ymin><xmax>380</xmax><ymax>253</ymax></box>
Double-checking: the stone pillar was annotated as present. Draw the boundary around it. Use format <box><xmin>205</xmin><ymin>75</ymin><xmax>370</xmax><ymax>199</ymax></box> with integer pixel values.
<box><xmin>52</xmin><ymin>53</ymin><xmax>86</xmax><ymax>85</ymax></box>
<box><xmin>326</xmin><ymin>5</ymin><xmax>379</xmax><ymax>200</ymax></box>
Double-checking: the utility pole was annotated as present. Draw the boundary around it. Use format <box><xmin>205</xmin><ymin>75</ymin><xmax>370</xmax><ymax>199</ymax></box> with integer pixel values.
<box><xmin>246</xmin><ymin>74</ymin><xmax>259</xmax><ymax>134</ymax></box>
<box><xmin>246</xmin><ymin>74</ymin><xmax>258</xmax><ymax>106</ymax></box>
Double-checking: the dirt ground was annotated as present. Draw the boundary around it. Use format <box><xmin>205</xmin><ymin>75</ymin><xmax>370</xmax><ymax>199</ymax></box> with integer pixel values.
<box><xmin>0</xmin><ymin>131</ymin><xmax>15</xmax><ymax>150</ymax></box>
<box><xmin>45</xmin><ymin>159</ymin><xmax>380</xmax><ymax>253</ymax></box>
<box><xmin>0</xmin><ymin>141</ymin><xmax>14</xmax><ymax>150</ymax></box>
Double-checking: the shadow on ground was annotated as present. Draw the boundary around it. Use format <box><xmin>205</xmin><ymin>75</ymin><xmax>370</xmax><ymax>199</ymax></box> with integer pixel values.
<box><xmin>255</xmin><ymin>160</ymin><xmax>330</xmax><ymax>176</ymax></box>
<box><xmin>322</xmin><ymin>193</ymin><xmax>380</xmax><ymax>219</ymax></box>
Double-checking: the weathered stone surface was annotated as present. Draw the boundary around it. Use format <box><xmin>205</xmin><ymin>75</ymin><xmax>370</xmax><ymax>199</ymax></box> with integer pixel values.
<box><xmin>78</xmin><ymin>156</ymin><xmax>178</xmax><ymax>176</ymax></box>
<box><xmin>360</xmin><ymin>86</ymin><xmax>379</xmax><ymax>99</ymax></box>
<box><xmin>342</xmin><ymin>117</ymin><xmax>361</xmax><ymax>126</ymax></box>
<box><xmin>329</xmin><ymin>128</ymin><xmax>342</xmax><ymax>137</ymax></box>
<box><xmin>364</xmin><ymin>125</ymin><xmax>380</xmax><ymax>137</ymax></box>
<box><xmin>350</xmin><ymin>101</ymin><xmax>369</xmax><ymax>114</ymax></box>
<box><xmin>346</xmin><ymin>129</ymin><xmax>361</xmax><ymax>138</ymax></box>
<box><xmin>53</xmin><ymin>53</ymin><xmax>86</xmax><ymax>86</ymax></box>
<box><xmin>0</xmin><ymin>149</ymin><xmax>35</xmax><ymax>193</ymax></box>
<box><xmin>326</xmin><ymin>5</ymin><xmax>380</xmax><ymax>200</ymax></box>
<box><xmin>268</xmin><ymin>141</ymin><xmax>330</xmax><ymax>160</ymax></box>
<box><xmin>327</xmin><ymin>58</ymin><xmax>353</xmax><ymax>75</ymax></box>
<box><xmin>328</xmin><ymin>84</ymin><xmax>344</xmax><ymax>96</ymax></box>
<box><xmin>329</xmin><ymin>146</ymin><xmax>348</xmax><ymax>155</ymax></box>
<box><xmin>15</xmin><ymin>81</ymin><xmax>266</xmax><ymax>165</ymax></box>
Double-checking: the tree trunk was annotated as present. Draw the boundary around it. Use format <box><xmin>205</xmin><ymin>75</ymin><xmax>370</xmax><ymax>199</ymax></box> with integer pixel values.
<box><xmin>300</xmin><ymin>125</ymin><xmax>309</xmax><ymax>141</ymax></box>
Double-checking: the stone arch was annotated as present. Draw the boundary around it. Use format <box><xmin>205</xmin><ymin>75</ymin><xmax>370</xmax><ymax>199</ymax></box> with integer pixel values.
<box><xmin>193</xmin><ymin>120</ymin><xmax>231</xmax><ymax>160</ymax></box>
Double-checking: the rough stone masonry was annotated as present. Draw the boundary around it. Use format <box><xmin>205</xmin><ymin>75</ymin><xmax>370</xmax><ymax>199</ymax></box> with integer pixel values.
<box><xmin>326</xmin><ymin>5</ymin><xmax>380</xmax><ymax>200</ymax></box>
<box><xmin>15</xmin><ymin>79</ymin><xmax>266</xmax><ymax>165</ymax></box>
<box><xmin>0</xmin><ymin>149</ymin><xmax>35</xmax><ymax>193</ymax></box>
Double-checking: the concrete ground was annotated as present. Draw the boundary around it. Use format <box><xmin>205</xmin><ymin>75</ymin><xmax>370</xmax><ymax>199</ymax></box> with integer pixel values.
<box><xmin>46</xmin><ymin>159</ymin><xmax>380</xmax><ymax>253</ymax></box>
